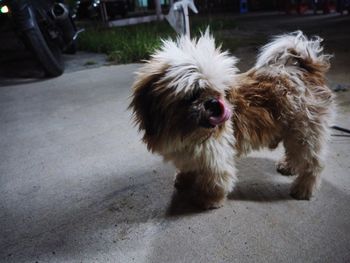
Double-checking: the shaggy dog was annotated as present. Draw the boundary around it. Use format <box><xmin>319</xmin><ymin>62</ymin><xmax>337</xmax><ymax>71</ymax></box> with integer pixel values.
<box><xmin>129</xmin><ymin>31</ymin><xmax>335</xmax><ymax>209</ymax></box>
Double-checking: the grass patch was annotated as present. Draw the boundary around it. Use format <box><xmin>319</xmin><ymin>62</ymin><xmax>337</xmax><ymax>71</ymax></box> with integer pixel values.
<box><xmin>84</xmin><ymin>60</ymin><xmax>97</xmax><ymax>66</ymax></box>
<box><xmin>77</xmin><ymin>15</ymin><xmax>244</xmax><ymax>64</ymax></box>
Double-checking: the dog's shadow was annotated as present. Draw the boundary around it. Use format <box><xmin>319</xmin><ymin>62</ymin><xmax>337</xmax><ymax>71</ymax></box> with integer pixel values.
<box><xmin>167</xmin><ymin>156</ymin><xmax>294</xmax><ymax>216</ymax></box>
<box><xmin>228</xmin><ymin>156</ymin><xmax>294</xmax><ymax>202</ymax></box>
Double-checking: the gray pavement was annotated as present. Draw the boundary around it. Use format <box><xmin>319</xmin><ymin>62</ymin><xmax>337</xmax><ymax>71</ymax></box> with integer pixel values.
<box><xmin>1</xmin><ymin>13</ymin><xmax>350</xmax><ymax>263</ymax></box>
<box><xmin>1</xmin><ymin>63</ymin><xmax>350</xmax><ymax>263</ymax></box>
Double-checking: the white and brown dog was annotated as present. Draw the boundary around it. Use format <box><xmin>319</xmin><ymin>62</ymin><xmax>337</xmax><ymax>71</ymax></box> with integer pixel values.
<box><xmin>129</xmin><ymin>31</ymin><xmax>335</xmax><ymax>209</ymax></box>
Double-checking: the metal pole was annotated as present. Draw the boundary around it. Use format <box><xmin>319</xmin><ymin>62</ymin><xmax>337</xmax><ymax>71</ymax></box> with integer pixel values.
<box><xmin>183</xmin><ymin>5</ymin><xmax>190</xmax><ymax>37</ymax></box>
<box><xmin>100</xmin><ymin>1</ymin><xmax>108</xmax><ymax>24</ymax></box>
<box><xmin>154</xmin><ymin>0</ymin><xmax>162</xmax><ymax>21</ymax></box>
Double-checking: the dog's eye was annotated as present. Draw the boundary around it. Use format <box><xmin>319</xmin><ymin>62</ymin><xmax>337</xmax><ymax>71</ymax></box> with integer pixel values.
<box><xmin>186</xmin><ymin>89</ymin><xmax>202</xmax><ymax>103</ymax></box>
<box><xmin>286</xmin><ymin>57</ymin><xmax>300</xmax><ymax>67</ymax></box>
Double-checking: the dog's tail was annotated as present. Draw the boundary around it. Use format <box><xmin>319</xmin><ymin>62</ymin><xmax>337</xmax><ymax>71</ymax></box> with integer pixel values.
<box><xmin>255</xmin><ymin>31</ymin><xmax>331</xmax><ymax>75</ymax></box>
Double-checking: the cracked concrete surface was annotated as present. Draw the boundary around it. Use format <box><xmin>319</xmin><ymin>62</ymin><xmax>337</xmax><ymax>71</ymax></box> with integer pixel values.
<box><xmin>1</xmin><ymin>13</ymin><xmax>350</xmax><ymax>263</ymax></box>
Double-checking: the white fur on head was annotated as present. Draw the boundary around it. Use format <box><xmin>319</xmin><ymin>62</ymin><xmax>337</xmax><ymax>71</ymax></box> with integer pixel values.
<box><xmin>152</xmin><ymin>30</ymin><xmax>238</xmax><ymax>94</ymax></box>
<box><xmin>255</xmin><ymin>31</ymin><xmax>330</xmax><ymax>69</ymax></box>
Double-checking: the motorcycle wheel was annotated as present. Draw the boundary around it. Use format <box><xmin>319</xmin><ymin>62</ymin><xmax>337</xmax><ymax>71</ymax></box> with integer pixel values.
<box><xmin>23</xmin><ymin>5</ymin><xmax>64</xmax><ymax>77</ymax></box>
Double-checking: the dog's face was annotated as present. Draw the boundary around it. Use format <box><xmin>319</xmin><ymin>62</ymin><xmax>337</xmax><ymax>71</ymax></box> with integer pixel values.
<box><xmin>129</xmin><ymin>33</ymin><xmax>237</xmax><ymax>152</ymax></box>
<box><xmin>130</xmin><ymin>66</ymin><xmax>232</xmax><ymax>151</ymax></box>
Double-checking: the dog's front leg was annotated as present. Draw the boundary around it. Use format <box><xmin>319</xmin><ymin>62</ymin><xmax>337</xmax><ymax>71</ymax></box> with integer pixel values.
<box><xmin>193</xmin><ymin>170</ymin><xmax>236</xmax><ymax>209</ymax></box>
<box><xmin>174</xmin><ymin>171</ymin><xmax>196</xmax><ymax>191</ymax></box>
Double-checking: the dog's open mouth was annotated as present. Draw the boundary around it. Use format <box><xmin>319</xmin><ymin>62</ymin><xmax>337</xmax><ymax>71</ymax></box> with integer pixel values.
<box><xmin>205</xmin><ymin>98</ymin><xmax>232</xmax><ymax>126</ymax></box>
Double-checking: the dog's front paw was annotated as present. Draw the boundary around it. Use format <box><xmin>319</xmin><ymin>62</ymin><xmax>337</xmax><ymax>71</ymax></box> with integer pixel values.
<box><xmin>194</xmin><ymin>195</ymin><xmax>225</xmax><ymax>210</ymax></box>
<box><xmin>276</xmin><ymin>159</ymin><xmax>295</xmax><ymax>176</ymax></box>
<box><xmin>193</xmin><ymin>190</ymin><xmax>226</xmax><ymax>210</ymax></box>
<box><xmin>290</xmin><ymin>181</ymin><xmax>314</xmax><ymax>200</ymax></box>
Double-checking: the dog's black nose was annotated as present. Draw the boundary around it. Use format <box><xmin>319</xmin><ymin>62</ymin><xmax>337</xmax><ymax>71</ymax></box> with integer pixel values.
<box><xmin>204</xmin><ymin>99</ymin><xmax>222</xmax><ymax>117</ymax></box>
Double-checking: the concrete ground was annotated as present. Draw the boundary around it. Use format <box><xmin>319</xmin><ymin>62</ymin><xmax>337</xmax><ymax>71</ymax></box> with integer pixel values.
<box><xmin>1</xmin><ymin>13</ymin><xmax>350</xmax><ymax>263</ymax></box>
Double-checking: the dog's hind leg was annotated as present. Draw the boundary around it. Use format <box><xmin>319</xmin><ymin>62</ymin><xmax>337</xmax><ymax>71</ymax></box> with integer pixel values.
<box><xmin>276</xmin><ymin>155</ymin><xmax>296</xmax><ymax>176</ymax></box>
<box><xmin>283</xmin><ymin>127</ymin><xmax>328</xmax><ymax>200</ymax></box>
<box><xmin>269</xmin><ymin>137</ymin><xmax>296</xmax><ymax>176</ymax></box>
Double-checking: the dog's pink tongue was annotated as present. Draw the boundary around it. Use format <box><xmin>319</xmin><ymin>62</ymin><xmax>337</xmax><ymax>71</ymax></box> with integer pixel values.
<box><xmin>209</xmin><ymin>98</ymin><xmax>232</xmax><ymax>126</ymax></box>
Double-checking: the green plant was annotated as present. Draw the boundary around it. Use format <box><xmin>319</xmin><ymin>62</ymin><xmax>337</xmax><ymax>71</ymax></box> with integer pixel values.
<box><xmin>84</xmin><ymin>60</ymin><xmax>97</xmax><ymax>66</ymax></box>
<box><xmin>77</xmin><ymin>16</ymin><xmax>250</xmax><ymax>64</ymax></box>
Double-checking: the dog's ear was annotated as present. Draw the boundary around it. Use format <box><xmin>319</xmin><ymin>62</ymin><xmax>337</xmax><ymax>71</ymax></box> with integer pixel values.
<box><xmin>129</xmin><ymin>65</ymin><xmax>167</xmax><ymax>142</ymax></box>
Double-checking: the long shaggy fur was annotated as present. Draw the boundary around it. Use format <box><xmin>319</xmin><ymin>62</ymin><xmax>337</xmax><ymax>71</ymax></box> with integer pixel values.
<box><xmin>129</xmin><ymin>31</ymin><xmax>335</xmax><ymax>209</ymax></box>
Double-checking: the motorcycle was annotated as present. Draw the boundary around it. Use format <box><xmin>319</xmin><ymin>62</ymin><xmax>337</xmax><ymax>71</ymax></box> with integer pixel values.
<box><xmin>0</xmin><ymin>0</ymin><xmax>79</xmax><ymax>77</ymax></box>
